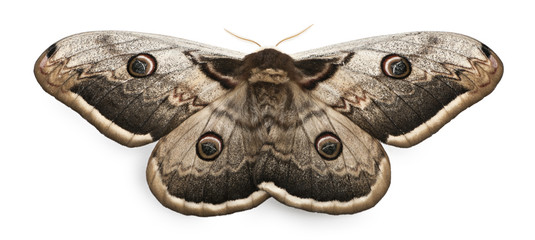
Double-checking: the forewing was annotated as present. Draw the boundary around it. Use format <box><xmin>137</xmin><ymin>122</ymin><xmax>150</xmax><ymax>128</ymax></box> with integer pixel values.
<box><xmin>292</xmin><ymin>32</ymin><xmax>503</xmax><ymax>147</ymax></box>
<box><xmin>34</xmin><ymin>31</ymin><xmax>245</xmax><ymax>147</ymax></box>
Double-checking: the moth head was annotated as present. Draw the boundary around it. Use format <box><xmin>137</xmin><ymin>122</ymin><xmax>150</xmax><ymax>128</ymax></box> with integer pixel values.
<box><xmin>381</xmin><ymin>54</ymin><xmax>412</xmax><ymax>79</ymax></box>
<box><xmin>241</xmin><ymin>48</ymin><xmax>297</xmax><ymax>84</ymax></box>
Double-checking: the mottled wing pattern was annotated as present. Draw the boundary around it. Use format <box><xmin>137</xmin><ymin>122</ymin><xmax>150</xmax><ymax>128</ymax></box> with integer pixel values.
<box><xmin>255</xmin><ymin>84</ymin><xmax>390</xmax><ymax>214</ymax></box>
<box><xmin>292</xmin><ymin>32</ymin><xmax>503</xmax><ymax>147</ymax></box>
<box><xmin>147</xmin><ymin>85</ymin><xmax>270</xmax><ymax>216</ymax></box>
<box><xmin>35</xmin><ymin>31</ymin><xmax>502</xmax><ymax>217</ymax></box>
<box><xmin>34</xmin><ymin>31</ymin><xmax>245</xmax><ymax>147</ymax></box>
<box><xmin>147</xmin><ymin>82</ymin><xmax>390</xmax><ymax>216</ymax></box>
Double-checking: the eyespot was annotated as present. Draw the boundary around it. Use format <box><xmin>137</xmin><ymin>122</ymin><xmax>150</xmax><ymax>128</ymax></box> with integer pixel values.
<box><xmin>381</xmin><ymin>54</ymin><xmax>411</xmax><ymax>79</ymax></box>
<box><xmin>196</xmin><ymin>132</ymin><xmax>223</xmax><ymax>161</ymax></box>
<box><xmin>127</xmin><ymin>53</ymin><xmax>157</xmax><ymax>78</ymax></box>
<box><xmin>314</xmin><ymin>132</ymin><xmax>342</xmax><ymax>160</ymax></box>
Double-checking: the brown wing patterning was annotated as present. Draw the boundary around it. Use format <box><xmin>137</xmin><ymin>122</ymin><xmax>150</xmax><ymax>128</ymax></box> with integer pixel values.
<box><xmin>36</xmin><ymin>31</ymin><xmax>502</xmax><ymax>216</ymax></box>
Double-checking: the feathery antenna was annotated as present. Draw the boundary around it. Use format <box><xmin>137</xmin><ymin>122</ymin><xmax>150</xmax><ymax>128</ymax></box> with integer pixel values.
<box><xmin>275</xmin><ymin>24</ymin><xmax>313</xmax><ymax>47</ymax></box>
<box><xmin>224</xmin><ymin>29</ymin><xmax>262</xmax><ymax>47</ymax></box>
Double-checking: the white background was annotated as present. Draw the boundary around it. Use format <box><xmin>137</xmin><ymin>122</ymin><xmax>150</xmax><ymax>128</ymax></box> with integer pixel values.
<box><xmin>2</xmin><ymin>0</ymin><xmax>533</xmax><ymax>239</ymax></box>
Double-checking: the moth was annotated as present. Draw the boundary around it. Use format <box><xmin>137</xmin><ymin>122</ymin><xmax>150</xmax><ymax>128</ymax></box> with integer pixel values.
<box><xmin>34</xmin><ymin>31</ymin><xmax>503</xmax><ymax>216</ymax></box>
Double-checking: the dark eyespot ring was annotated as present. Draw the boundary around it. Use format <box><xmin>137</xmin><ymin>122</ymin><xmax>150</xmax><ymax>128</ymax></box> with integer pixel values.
<box><xmin>196</xmin><ymin>132</ymin><xmax>223</xmax><ymax>161</ymax></box>
<box><xmin>127</xmin><ymin>53</ymin><xmax>157</xmax><ymax>78</ymax></box>
<box><xmin>381</xmin><ymin>54</ymin><xmax>411</xmax><ymax>79</ymax></box>
<box><xmin>314</xmin><ymin>132</ymin><xmax>342</xmax><ymax>160</ymax></box>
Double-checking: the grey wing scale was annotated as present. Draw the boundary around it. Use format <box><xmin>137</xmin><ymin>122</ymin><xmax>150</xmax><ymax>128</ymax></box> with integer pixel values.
<box><xmin>291</xmin><ymin>32</ymin><xmax>503</xmax><ymax>147</ymax></box>
<box><xmin>34</xmin><ymin>31</ymin><xmax>245</xmax><ymax>147</ymax></box>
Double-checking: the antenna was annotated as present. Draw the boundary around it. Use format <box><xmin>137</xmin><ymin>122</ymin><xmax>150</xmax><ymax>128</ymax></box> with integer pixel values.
<box><xmin>224</xmin><ymin>29</ymin><xmax>262</xmax><ymax>47</ymax></box>
<box><xmin>275</xmin><ymin>24</ymin><xmax>313</xmax><ymax>47</ymax></box>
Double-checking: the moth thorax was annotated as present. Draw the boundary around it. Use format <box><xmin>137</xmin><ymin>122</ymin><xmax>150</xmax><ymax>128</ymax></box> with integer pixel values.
<box><xmin>248</xmin><ymin>68</ymin><xmax>290</xmax><ymax>84</ymax></box>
